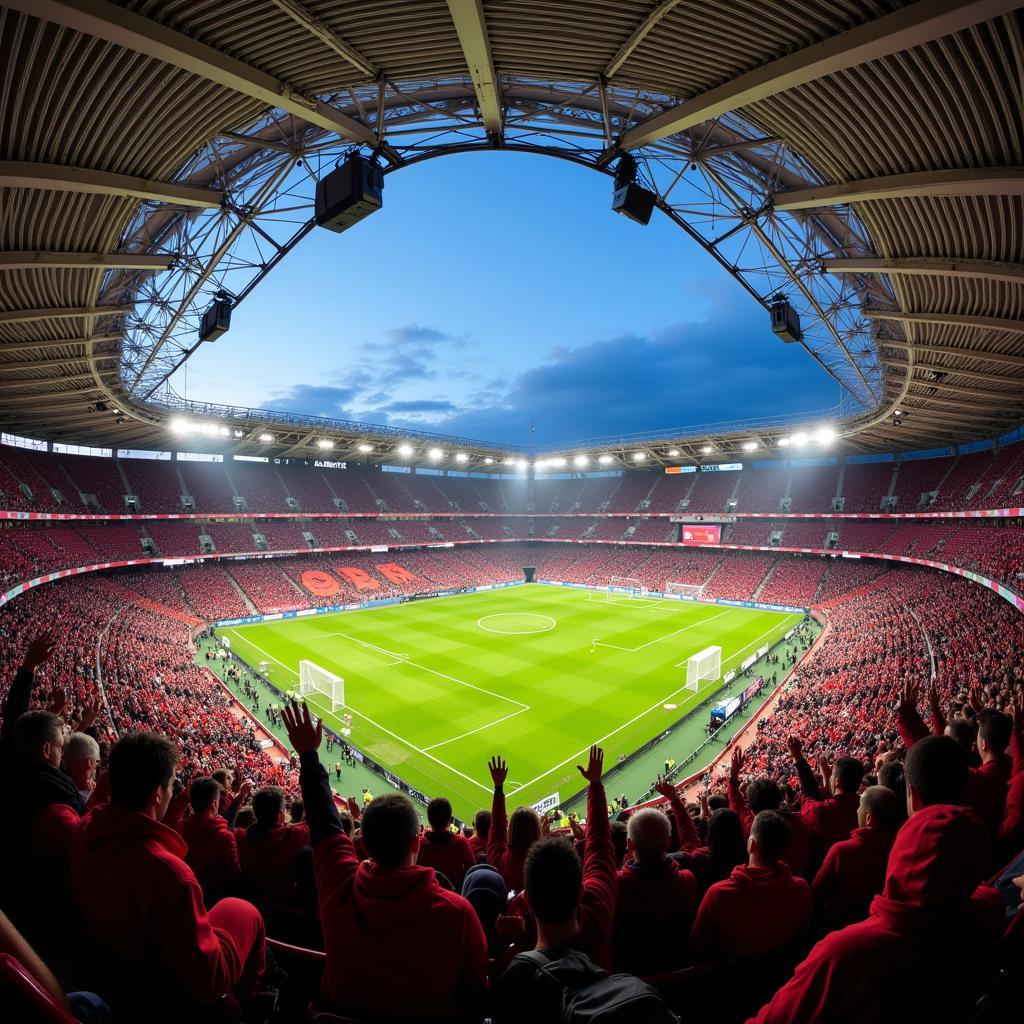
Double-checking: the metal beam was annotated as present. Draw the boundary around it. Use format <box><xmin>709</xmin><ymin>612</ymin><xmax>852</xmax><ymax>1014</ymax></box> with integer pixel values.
<box><xmin>0</xmin><ymin>161</ymin><xmax>223</xmax><ymax>208</ymax></box>
<box><xmin>604</xmin><ymin>0</ymin><xmax>685</xmax><ymax>78</ymax></box>
<box><xmin>12</xmin><ymin>0</ymin><xmax>377</xmax><ymax>148</ymax></box>
<box><xmin>0</xmin><ymin>305</ymin><xmax>133</xmax><ymax>326</ymax></box>
<box><xmin>446</xmin><ymin>0</ymin><xmax>502</xmax><ymax>142</ymax></box>
<box><xmin>266</xmin><ymin>0</ymin><xmax>378</xmax><ymax>78</ymax></box>
<box><xmin>906</xmin><ymin>383</ymin><xmax>1024</xmax><ymax>406</ymax></box>
<box><xmin>775</xmin><ymin>168</ymin><xmax>1024</xmax><ymax>211</ymax></box>
<box><xmin>878</xmin><ymin>339</ymin><xmax>1024</xmax><ymax>368</ymax></box>
<box><xmin>881</xmin><ymin>358</ymin><xmax>1024</xmax><ymax>387</ymax></box>
<box><xmin>825</xmin><ymin>256</ymin><xmax>1024</xmax><ymax>285</ymax></box>
<box><xmin>0</xmin><ymin>251</ymin><xmax>173</xmax><ymax>271</ymax></box>
<box><xmin>0</xmin><ymin>355</ymin><xmax>117</xmax><ymax>372</ymax></box>
<box><xmin>0</xmin><ymin>334</ymin><xmax>120</xmax><ymax>354</ymax></box>
<box><xmin>613</xmin><ymin>0</ymin><xmax>1016</xmax><ymax>153</ymax></box>
<box><xmin>864</xmin><ymin>309</ymin><xmax>1024</xmax><ymax>335</ymax></box>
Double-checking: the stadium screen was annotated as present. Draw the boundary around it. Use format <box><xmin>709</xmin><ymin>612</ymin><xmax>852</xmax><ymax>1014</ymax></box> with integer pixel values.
<box><xmin>681</xmin><ymin>524</ymin><xmax>721</xmax><ymax>545</ymax></box>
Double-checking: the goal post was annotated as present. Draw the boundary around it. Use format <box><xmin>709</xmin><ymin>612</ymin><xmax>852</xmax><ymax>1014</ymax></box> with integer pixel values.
<box><xmin>299</xmin><ymin>660</ymin><xmax>345</xmax><ymax>711</ymax></box>
<box><xmin>607</xmin><ymin>575</ymin><xmax>645</xmax><ymax>599</ymax></box>
<box><xmin>666</xmin><ymin>580</ymin><xmax>706</xmax><ymax>600</ymax></box>
<box><xmin>685</xmin><ymin>646</ymin><xmax>721</xmax><ymax>692</ymax></box>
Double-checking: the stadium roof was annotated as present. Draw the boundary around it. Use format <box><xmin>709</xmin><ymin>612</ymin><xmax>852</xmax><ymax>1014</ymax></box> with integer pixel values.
<box><xmin>1</xmin><ymin>0</ymin><xmax>1022</xmax><ymax>469</ymax></box>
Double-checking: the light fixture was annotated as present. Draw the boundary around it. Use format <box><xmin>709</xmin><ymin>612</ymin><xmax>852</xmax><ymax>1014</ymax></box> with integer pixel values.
<box><xmin>232</xmin><ymin>429</ymin><xmax>243</xmax><ymax>439</ymax></box>
<box><xmin>455</xmin><ymin>452</ymin><xmax>469</xmax><ymax>463</ymax></box>
<box><xmin>742</xmin><ymin>440</ymin><xmax>759</xmax><ymax>452</ymax></box>
<box><xmin>428</xmin><ymin>447</ymin><xmax>443</xmax><ymax>460</ymax></box>
<box><xmin>791</xmin><ymin>432</ymin><xmax>809</xmax><ymax>446</ymax></box>
<box><xmin>170</xmin><ymin>418</ymin><xmax>190</xmax><ymax>434</ymax></box>
<box><xmin>357</xmin><ymin>443</ymin><xmax>373</xmax><ymax>453</ymax></box>
<box><xmin>778</xmin><ymin>437</ymin><xmax>791</xmax><ymax>447</ymax></box>
<box><xmin>632</xmin><ymin>451</ymin><xmax>647</xmax><ymax>461</ymax></box>
<box><xmin>894</xmin><ymin>409</ymin><xmax>903</xmax><ymax>417</ymax></box>
<box><xmin>574</xmin><ymin>454</ymin><xmax>589</xmax><ymax>467</ymax></box>
<box><xmin>814</xmin><ymin>427</ymin><xmax>836</xmax><ymax>445</ymax></box>
<box><xmin>217</xmin><ymin>426</ymin><xmax>230</xmax><ymax>437</ymax></box>
<box><xmin>700</xmin><ymin>445</ymin><xmax>713</xmax><ymax>455</ymax></box>
<box><xmin>550</xmin><ymin>457</ymin><xmax>566</xmax><ymax>468</ymax></box>
<box><xmin>535</xmin><ymin>459</ymin><xmax>548</xmax><ymax>470</ymax></box>
<box><xmin>515</xmin><ymin>459</ymin><xmax>527</xmax><ymax>470</ymax></box>
<box><xmin>668</xmin><ymin>448</ymin><xmax>680</xmax><ymax>457</ymax></box>
<box><xmin>598</xmin><ymin>454</ymin><xmax>614</xmax><ymax>465</ymax></box>
<box><xmin>397</xmin><ymin>443</ymin><xmax>413</xmax><ymax>457</ymax></box>
<box><xmin>484</xmin><ymin>457</ymin><xmax>494</xmax><ymax>464</ymax></box>
<box><xmin>317</xmin><ymin>439</ymin><xmax>334</xmax><ymax>449</ymax></box>
<box><xmin>259</xmin><ymin>433</ymin><xmax>274</xmax><ymax>443</ymax></box>
<box><xmin>503</xmin><ymin>458</ymin><xmax>514</xmax><ymax>465</ymax></box>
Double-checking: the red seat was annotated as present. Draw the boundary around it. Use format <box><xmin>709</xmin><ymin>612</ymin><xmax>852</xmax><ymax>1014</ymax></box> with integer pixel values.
<box><xmin>0</xmin><ymin>953</ymin><xmax>80</xmax><ymax>1024</ymax></box>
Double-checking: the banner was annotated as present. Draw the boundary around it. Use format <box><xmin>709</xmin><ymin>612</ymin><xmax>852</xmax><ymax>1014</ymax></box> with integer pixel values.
<box><xmin>532</xmin><ymin>792</ymin><xmax>560</xmax><ymax>815</ymax></box>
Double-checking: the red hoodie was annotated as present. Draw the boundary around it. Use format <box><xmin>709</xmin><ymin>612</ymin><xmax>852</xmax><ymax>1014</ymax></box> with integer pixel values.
<box><xmin>236</xmin><ymin>821</ymin><xmax>309</xmax><ymax>905</ymax></box>
<box><xmin>487</xmin><ymin>786</ymin><xmax>527</xmax><ymax>892</ymax></box>
<box><xmin>812</xmin><ymin>826</ymin><xmax>896</xmax><ymax>930</ymax></box>
<box><xmin>313</xmin><ymin>830</ymin><xmax>488</xmax><ymax>1021</ymax></box>
<box><xmin>181</xmin><ymin>813</ymin><xmax>241</xmax><ymax>899</ymax></box>
<box><xmin>416</xmin><ymin>829</ymin><xmax>477</xmax><ymax>889</ymax></box>
<box><xmin>691</xmin><ymin>861</ymin><xmax>812</xmax><ymax>959</ymax></box>
<box><xmin>748</xmin><ymin>805</ymin><xmax>1003</xmax><ymax>1024</ymax></box>
<box><xmin>727</xmin><ymin>779</ymin><xmax>814</xmax><ymax>879</ymax></box>
<box><xmin>71</xmin><ymin>804</ymin><xmax>253</xmax><ymax>1005</ymax></box>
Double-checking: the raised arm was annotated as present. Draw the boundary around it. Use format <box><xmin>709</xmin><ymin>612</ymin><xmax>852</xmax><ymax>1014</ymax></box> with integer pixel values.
<box><xmin>655</xmin><ymin>775</ymin><xmax>701</xmax><ymax>852</ymax></box>
<box><xmin>282</xmin><ymin>703</ymin><xmax>343</xmax><ymax>848</ymax></box>
<box><xmin>789</xmin><ymin>736</ymin><xmax>823</xmax><ymax>801</ymax></box>
<box><xmin>728</xmin><ymin>747</ymin><xmax>752</xmax><ymax>828</ymax></box>
<box><xmin>486</xmin><ymin>756</ymin><xmax>509</xmax><ymax>865</ymax></box>
<box><xmin>578</xmin><ymin>746</ymin><xmax>616</xmax><ymax>930</ymax></box>
<box><xmin>927</xmin><ymin>681</ymin><xmax>947</xmax><ymax>736</ymax></box>
<box><xmin>1</xmin><ymin>629</ymin><xmax>57</xmax><ymax>754</ymax></box>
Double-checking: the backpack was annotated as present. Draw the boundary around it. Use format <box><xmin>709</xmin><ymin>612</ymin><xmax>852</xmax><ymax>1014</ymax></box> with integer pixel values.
<box><xmin>516</xmin><ymin>948</ymin><xmax>679</xmax><ymax>1024</ymax></box>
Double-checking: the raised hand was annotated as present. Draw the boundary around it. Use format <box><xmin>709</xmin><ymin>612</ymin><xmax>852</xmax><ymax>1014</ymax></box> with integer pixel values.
<box><xmin>43</xmin><ymin>688</ymin><xmax>68</xmax><ymax>719</ymax></box>
<box><xmin>787</xmin><ymin>735</ymin><xmax>804</xmax><ymax>762</ymax></box>
<box><xmin>237</xmin><ymin>780</ymin><xmax>253</xmax><ymax>804</ymax></box>
<box><xmin>968</xmin><ymin>683</ymin><xmax>986</xmax><ymax>714</ymax></box>
<box><xmin>540</xmin><ymin>814</ymin><xmax>552</xmax><ymax>835</ymax></box>
<box><xmin>577</xmin><ymin>744</ymin><xmax>604</xmax><ymax>784</ymax></box>
<box><xmin>898</xmin><ymin>678</ymin><xmax>920</xmax><ymax>714</ymax></box>
<box><xmin>346</xmin><ymin>796</ymin><xmax>361</xmax><ymax>821</ymax></box>
<box><xmin>488</xmin><ymin>756</ymin><xmax>508</xmax><ymax>787</ymax></box>
<box><xmin>730</xmin><ymin>746</ymin><xmax>745</xmax><ymax>779</ymax></box>
<box><xmin>818</xmin><ymin>751</ymin><xmax>835</xmax><ymax>789</ymax></box>
<box><xmin>281</xmin><ymin>702</ymin><xmax>323</xmax><ymax>756</ymax></box>
<box><xmin>653</xmin><ymin>774</ymin><xmax>677</xmax><ymax>800</ymax></box>
<box><xmin>75</xmin><ymin>695</ymin><xmax>104</xmax><ymax>731</ymax></box>
<box><xmin>22</xmin><ymin>628</ymin><xmax>58</xmax><ymax>672</ymax></box>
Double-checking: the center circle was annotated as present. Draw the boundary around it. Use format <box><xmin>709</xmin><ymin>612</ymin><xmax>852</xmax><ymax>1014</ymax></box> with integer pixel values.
<box><xmin>477</xmin><ymin>612</ymin><xmax>557</xmax><ymax>635</ymax></box>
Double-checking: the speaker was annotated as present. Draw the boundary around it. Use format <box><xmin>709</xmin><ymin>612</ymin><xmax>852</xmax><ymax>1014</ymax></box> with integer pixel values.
<box><xmin>611</xmin><ymin>182</ymin><xmax>656</xmax><ymax>225</ymax></box>
<box><xmin>770</xmin><ymin>298</ymin><xmax>802</xmax><ymax>343</ymax></box>
<box><xmin>198</xmin><ymin>298</ymin><xmax>231</xmax><ymax>342</ymax></box>
<box><xmin>315</xmin><ymin>153</ymin><xmax>384</xmax><ymax>233</ymax></box>
<box><xmin>523</xmin><ymin>566</ymin><xmax>536</xmax><ymax>583</ymax></box>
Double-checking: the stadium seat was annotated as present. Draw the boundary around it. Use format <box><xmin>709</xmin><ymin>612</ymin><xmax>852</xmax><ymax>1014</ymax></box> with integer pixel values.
<box><xmin>0</xmin><ymin>953</ymin><xmax>80</xmax><ymax>1024</ymax></box>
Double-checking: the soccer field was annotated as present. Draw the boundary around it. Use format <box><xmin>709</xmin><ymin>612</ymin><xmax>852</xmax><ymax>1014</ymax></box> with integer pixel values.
<box><xmin>223</xmin><ymin>585</ymin><xmax>802</xmax><ymax>819</ymax></box>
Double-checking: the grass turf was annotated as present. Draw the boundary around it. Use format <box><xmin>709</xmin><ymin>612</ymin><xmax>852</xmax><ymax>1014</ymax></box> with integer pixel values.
<box><xmin>223</xmin><ymin>584</ymin><xmax>802</xmax><ymax>820</ymax></box>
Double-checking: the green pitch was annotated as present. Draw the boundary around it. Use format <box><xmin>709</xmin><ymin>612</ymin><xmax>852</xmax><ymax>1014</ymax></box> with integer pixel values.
<box><xmin>223</xmin><ymin>585</ymin><xmax>801</xmax><ymax>820</ymax></box>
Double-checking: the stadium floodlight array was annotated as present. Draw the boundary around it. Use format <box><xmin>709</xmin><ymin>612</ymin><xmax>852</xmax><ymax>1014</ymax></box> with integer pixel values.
<box><xmin>299</xmin><ymin>659</ymin><xmax>345</xmax><ymax>711</ymax></box>
<box><xmin>608</xmin><ymin>575</ymin><xmax>646</xmax><ymax>599</ymax></box>
<box><xmin>685</xmin><ymin>645</ymin><xmax>722</xmax><ymax>692</ymax></box>
<box><xmin>666</xmin><ymin>581</ymin><xmax>707</xmax><ymax>600</ymax></box>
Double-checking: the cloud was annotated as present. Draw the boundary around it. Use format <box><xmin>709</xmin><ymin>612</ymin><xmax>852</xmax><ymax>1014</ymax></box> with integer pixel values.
<box><xmin>380</xmin><ymin>399</ymin><xmax>459</xmax><ymax>414</ymax></box>
<box><xmin>385</xmin><ymin>324</ymin><xmax>456</xmax><ymax>345</ymax></box>
<box><xmin>266</xmin><ymin>384</ymin><xmax>359</xmax><ymax>419</ymax></box>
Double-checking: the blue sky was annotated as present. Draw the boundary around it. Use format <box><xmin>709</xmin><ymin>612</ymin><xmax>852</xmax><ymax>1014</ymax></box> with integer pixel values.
<box><xmin>174</xmin><ymin>151</ymin><xmax>841</xmax><ymax>448</ymax></box>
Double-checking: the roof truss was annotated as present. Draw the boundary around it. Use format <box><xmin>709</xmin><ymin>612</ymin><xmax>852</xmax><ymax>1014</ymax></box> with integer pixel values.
<box><xmin>446</xmin><ymin>1</ymin><xmax>502</xmax><ymax>142</ymax></box>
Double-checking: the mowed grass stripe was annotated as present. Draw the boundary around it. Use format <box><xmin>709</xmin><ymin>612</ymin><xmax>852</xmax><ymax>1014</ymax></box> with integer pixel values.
<box><xmin>226</xmin><ymin>587</ymin><xmax>801</xmax><ymax>817</ymax></box>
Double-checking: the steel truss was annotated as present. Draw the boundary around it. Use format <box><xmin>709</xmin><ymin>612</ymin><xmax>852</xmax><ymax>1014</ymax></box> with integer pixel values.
<box><xmin>104</xmin><ymin>75</ymin><xmax>892</xmax><ymax>436</ymax></box>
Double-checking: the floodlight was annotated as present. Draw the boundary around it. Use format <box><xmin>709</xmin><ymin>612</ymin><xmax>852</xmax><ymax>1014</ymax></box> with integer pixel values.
<box><xmin>198</xmin><ymin>423</ymin><xmax>217</xmax><ymax>436</ymax></box>
<box><xmin>668</xmin><ymin>448</ymin><xmax>680</xmax><ymax>457</ymax></box>
<box><xmin>259</xmin><ymin>433</ymin><xmax>274</xmax><ymax>443</ymax></box>
<box><xmin>484</xmin><ymin>457</ymin><xmax>494</xmax><ymax>464</ymax></box>
<box><xmin>502</xmin><ymin>458</ymin><xmax>514</xmax><ymax>465</ymax></box>
<box><xmin>778</xmin><ymin>437</ymin><xmax>791</xmax><ymax>447</ymax></box>
<box><xmin>792</xmin><ymin>432</ymin><xmax>809</xmax><ymax>446</ymax></box>
<box><xmin>397</xmin><ymin>444</ymin><xmax>413</xmax><ymax>457</ymax></box>
<box><xmin>357</xmin><ymin>443</ymin><xmax>373</xmax><ymax>453</ymax></box>
<box><xmin>598</xmin><ymin>454</ymin><xmax>614</xmax><ymax>465</ymax></box>
<box><xmin>428</xmin><ymin>448</ymin><xmax>443</xmax><ymax>460</ymax></box>
<box><xmin>515</xmin><ymin>459</ymin><xmax>527</xmax><ymax>470</ymax></box>
<box><xmin>535</xmin><ymin>459</ymin><xmax>548</xmax><ymax>470</ymax></box>
<box><xmin>574</xmin><ymin>455</ymin><xmax>589</xmax><ymax>467</ymax></box>
<box><xmin>632</xmin><ymin>452</ymin><xmax>647</xmax><ymax>461</ymax></box>
<box><xmin>317</xmin><ymin>439</ymin><xmax>334</xmax><ymax>449</ymax></box>
<box><xmin>742</xmin><ymin>441</ymin><xmax>759</xmax><ymax>452</ymax></box>
<box><xmin>455</xmin><ymin>452</ymin><xmax>469</xmax><ymax>462</ymax></box>
<box><xmin>217</xmin><ymin>426</ymin><xmax>230</xmax><ymax>437</ymax></box>
<box><xmin>700</xmin><ymin>446</ymin><xmax>713</xmax><ymax>455</ymax></box>
<box><xmin>232</xmin><ymin>429</ymin><xmax>243</xmax><ymax>438</ymax></box>
<box><xmin>551</xmin><ymin>457</ymin><xmax>566</xmax><ymax>468</ymax></box>
<box><xmin>170</xmin><ymin>418</ymin><xmax>190</xmax><ymax>434</ymax></box>
<box><xmin>814</xmin><ymin>427</ymin><xmax>836</xmax><ymax>445</ymax></box>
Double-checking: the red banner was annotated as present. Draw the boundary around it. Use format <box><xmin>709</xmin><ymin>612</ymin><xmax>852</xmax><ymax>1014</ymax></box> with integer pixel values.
<box><xmin>681</xmin><ymin>524</ymin><xmax>721</xmax><ymax>545</ymax></box>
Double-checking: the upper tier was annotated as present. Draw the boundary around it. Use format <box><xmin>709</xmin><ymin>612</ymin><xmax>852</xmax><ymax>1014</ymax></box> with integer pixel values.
<box><xmin>3</xmin><ymin>441</ymin><xmax>1024</xmax><ymax>518</ymax></box>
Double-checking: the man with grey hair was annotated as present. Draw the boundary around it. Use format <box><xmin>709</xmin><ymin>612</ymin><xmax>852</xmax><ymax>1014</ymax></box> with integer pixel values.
<box><xmin>613</xmin><ymin>803</ymin><xmax>698</xmax><ymax>973</ymax></box>
<box><xmin>64</xmin><ymin>731</ymin><xmax>101</xmax><ymax>805</ymax></box>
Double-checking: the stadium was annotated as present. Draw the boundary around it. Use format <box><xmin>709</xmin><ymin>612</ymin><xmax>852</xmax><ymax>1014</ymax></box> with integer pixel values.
<box><xmin>0</xmin><ymin>1</ymin><xmax>1022</xmax><ymax>1022</ymax></box>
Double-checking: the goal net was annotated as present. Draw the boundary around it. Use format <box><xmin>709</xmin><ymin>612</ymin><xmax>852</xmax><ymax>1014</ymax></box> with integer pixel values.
<box><xmin>607</xmin><ymin>575</ymin><xmax>646</xmax><ymax>599</ymax></box>
<box><xmin>666</xmin><ymin>581</ymin><xmax>706</xmax><ymax>600</ymax></box>
<box><xmin>299</xmin><ymin>660</ymin><xmax>345</xmax><ymax>711</ymax></box>
<box><xmin>685</xmin><ymin>646</ymin><xmax>721</xmax><ymax>692</ymax></box>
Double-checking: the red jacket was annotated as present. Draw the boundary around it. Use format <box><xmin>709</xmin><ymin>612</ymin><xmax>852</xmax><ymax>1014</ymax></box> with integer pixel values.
<box><xmin>613</xmin><ymin>856</ymin><xmax>698</xmax><ymax>974</ymax></box>
<box><xmin>727</xmin><ymin>778</ymin><xmax>814</xmax><ymax>878</ymax></box>
<box><xmin>71</xmin><ymin>803</ymin><xmax>249</xmax><ymax>1005</ymax></box>
<box><xmin>236</xmin><ymin>821</ymin><xmax>309</xmax><ymax>905</ymax></box>
<box><xmin>487</xmin><ymin>787</ymin><xmax>527</xmax><ymax>892</ymax></box>
<box><xmin>748</xmin><ymin>805</ymin><xmax>1003</xmax><ymax>1024</ymax></box>
<box><xmin>468</xmin><ymin>833</ymin><xmax>487</xmax><ymax>861</ymax></box>
<box><xmin>182</xmin><ymin>814</ymin><xmax>241</xmax><ymax>899</ymax></box>
<box><xmin>416</xmin><ymin>830</ymin><xmax>477</xmax><ymax>889</ymax></box>
<box><xmin>314</xmin><ymin>830</ymin><xmax>488</xmax><ymax>1020</ymax></box>
<box><xmin>812</xmin><ymin>826</ymin><xmax>895</xmax><ymax>930</ymax></box>
<box><xmin>691</xmin><ymin>862</ymin><xmax>812</xmax><ymax>959</ymax></box>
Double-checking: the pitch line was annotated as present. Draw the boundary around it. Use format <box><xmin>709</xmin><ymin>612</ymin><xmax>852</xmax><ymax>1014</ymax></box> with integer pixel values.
<box><xmin>224</xmin><ymin>629</ymin><xmax>492</xmax><ymax>795</ymax></box>
<box><xmin>593</xmin><ymin>608</ymin><xmax>732</xmax><ymax>653</ymax></box>
<box><xmin>507</xmin><ymin>614</ymin><xmax>800</xmax><ymax>799</ymax></box>
<box><xmin>673</xmin><ymin>613</ymin><xmax>802</xmax><ymax>668</ymax></box>
<box><xmin>318</xmin><ymin>630</ymin><xmax>528</xmax><ymax>711</ymax></box>
<box><xmin>422</xmin><ymin>705</ymin><xmax>531</xmax><ymax>752</ymax></box>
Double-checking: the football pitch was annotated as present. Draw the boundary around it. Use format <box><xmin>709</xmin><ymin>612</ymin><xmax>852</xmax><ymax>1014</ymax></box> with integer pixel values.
<box><xmin>223</xmin><ymin>585</ymin><xmax>802</xmax><ymax>820</ymax></box>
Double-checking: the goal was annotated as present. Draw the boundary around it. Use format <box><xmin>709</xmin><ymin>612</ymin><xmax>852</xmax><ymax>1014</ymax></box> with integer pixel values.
<box><xmin>685</xmin><ymin>645</ymin><xmax>721</xmax><ymax>692</ymax></box>
<box><xmin>299</xmin><ymin>660</ymin><xmax>345</xmax><ymax>711</ymax></box>
<box><xmin>607</xmin><ymin>575</ymin><xmax>646</xmax><ymax>599</ymax></box>
<box><xmin>666</xmin><ymin>581</ymin><xmax>706</xmax><ymax>600</ymax></box>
